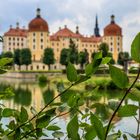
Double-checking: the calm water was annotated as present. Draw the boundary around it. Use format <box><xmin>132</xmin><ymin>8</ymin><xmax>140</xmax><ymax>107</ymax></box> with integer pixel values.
<box><xmin>0</xmin><ymin>77</ymin><xmax>139</xmax><ymax>140</ymax></box>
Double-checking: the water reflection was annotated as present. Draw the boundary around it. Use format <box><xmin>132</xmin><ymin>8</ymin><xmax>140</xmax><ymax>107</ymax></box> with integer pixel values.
<box><xmin>0</xmin><ymin>77</ymin><xmax>140</xmax><ymax>139</ymax></box>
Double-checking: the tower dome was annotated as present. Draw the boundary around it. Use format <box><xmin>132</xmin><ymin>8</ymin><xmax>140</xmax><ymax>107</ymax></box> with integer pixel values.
<box><xmin>28</xmin><ymin>8</ymin><xmax>49</xmax><ymax>32</ymax></box>
<box><xmin>104</xmin><ymin>15</ymin><xmax>122</xmax><ymax>36</ymax></box>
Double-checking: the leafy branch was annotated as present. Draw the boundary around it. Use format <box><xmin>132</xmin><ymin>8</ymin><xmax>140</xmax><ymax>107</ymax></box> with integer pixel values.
<box><xmin>105</xmin><ymin>68</ymin><xmax>140</xmax><ymax>139</ymax></box>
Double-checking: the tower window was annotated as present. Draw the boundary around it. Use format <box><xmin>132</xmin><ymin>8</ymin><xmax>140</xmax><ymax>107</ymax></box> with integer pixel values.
<box><xmin>33</xmin><ymin>33</ymin><xmax>36</xmax><ymax>36</ymax></box>
<box><xmin>41</xmin><ymin>33</ymin><xmax>43</xmax><ymax>36</ymax></box>
<box><xmin>33</xmin><ymin>45</ymin><xmax>35</xmax><ymax>49</ymax></box>
<box><xmin>33</xmin><ymin>39</ymin><xmax>35</xmax><ymax>42</ymax></box>
<box><xmin>118</xmin><ymin>42</ymin><xmax>120</xmax><ymax>46</ymax></box>
<box><xmin>41</xmin><ymin>39</ymin><xmax>43</xmax><ymax>42</ymax></box>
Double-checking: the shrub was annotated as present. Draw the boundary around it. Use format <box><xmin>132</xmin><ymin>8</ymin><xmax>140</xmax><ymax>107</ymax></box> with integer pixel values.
<box><xmin>38</xmin><ymin>75</ymin><xmax>47</xmax><ymax>83</ymax></box>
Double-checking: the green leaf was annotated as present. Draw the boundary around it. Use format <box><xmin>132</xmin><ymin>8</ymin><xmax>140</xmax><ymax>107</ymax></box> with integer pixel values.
<box><xmin>109</xmin><ymin>65</ymin><xmax>129</xmax><ymax>89</ymax></box>
<box><xmin>0</xmin><ymin>58</ymin><xmax>13</xmax><ymax>67</ymax></box>
<box><xmin>131</xmin><ymin>32</ymin><xmax>140</xmax><ymax>62</ymax></box>
<box><xmin>85</xmin><ymin>63</ymin><xmax>93</xmax><ymax>76</ymax></box>
<box><xmin>52</xmin><ymin>131</ymin><xmax>64</xmax><ymax>138</ymax></box>
<box><xmin>85</xmin><ymin>125</ymin><xmax>96</xmax><ymax>140</ymax></box>
<box><xmin>47</xmin><ymin>125</ymin><xmax>61</xmax><ymax>131</ymax></box>
<box><xmin>7</xmin><ymin>120</ymin><xmax>16</xmax><ymax>130</ymax></box>
<box><xmin>36</xmin><ymin>128</ymin><xmax>43</xmax><ymax>138</ymax></box>
<box><xmin>2</xmin><ymin>108</ymin><xmax>13</xmax><ymax>117</ymax></box>
<box><xmin>94</xmin><ymin>51</ymin><xmax>102</xmax><ymax>60</ymax></box>
<box><xmin>101</xmin><ymin>57</ymin><xmax>111</xmax><ymax>64</ymax></box>
<box><xmin>90</xmin><ymin>113</ymin><xmax>105</xmax><ymax>140</ymax></box>
<box><xmin>74</xmin><ymin>75</ymin><xmax>90</xmax><ymax>85</ymax></box>
<box><xmin>0</xmin><ymin>69</ymin><xmax>7</xmax><ymax>74</ymax></box>
<box><xmin>118</xmin><ymin>104</ymin><xmax>139</xmax><ymax>117</ymax></box>
<box><xmin>36</xmin><ymin>114</ymin><xmax>50</xmax><ymax>128</ymax></box>
<box><xmin>19</xmin><ymin>107</ymin><xmax>28</xmax><ymax>123</ymax></box>
<box><xmin>67</xmin><ymin>115</ymin><xmax>80</xmax><ymax>140</ymax></box>
<box><xmin>66</xmin><ymin>62</ymin><xmax>77</xmax><ymax>82</ymax></box>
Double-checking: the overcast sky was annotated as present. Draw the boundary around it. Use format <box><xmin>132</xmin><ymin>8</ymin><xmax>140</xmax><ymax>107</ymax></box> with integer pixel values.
<box><xmin>0</xmin><ymin>0</ymin><xmax>140</xmax><ymax>53</ymax></box>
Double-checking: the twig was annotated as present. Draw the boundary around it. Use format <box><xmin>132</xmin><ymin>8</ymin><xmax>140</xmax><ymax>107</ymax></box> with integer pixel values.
<box><xmin>105</xmin><ymin>68</ymin><xmax>140</xmax><ymax>140</ymax></box>
<box><xmin>20</xmin><ymin>109</ymin><xmax>73</xmax><ymax>140</ymax></box>
<box><xmin>8</xmin><ymin>84</ymin><xmax>74</xmax><ymax>136</ymax></box>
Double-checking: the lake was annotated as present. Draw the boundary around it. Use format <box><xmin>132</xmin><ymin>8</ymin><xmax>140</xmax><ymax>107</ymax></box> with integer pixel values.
<box><xmin>0</xmin><ymin>76</ymin><xmax>139</xmax><ymax>140</ymax></box>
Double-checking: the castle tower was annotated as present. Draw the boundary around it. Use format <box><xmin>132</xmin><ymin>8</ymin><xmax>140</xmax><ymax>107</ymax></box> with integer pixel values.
<box><xmin>103</xmin><ymin>15</ymin><xmax>122</xmax><ymax>62</ymax></box>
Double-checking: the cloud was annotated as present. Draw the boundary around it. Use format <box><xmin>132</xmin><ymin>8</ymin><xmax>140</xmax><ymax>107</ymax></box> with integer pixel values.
<box><xmin>0</xmin><ymin>0</ymin><xmax>140</xmax><ymax>54</ymax></box>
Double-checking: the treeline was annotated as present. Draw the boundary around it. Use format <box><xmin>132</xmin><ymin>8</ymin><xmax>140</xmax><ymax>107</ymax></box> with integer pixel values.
<box><xmin>1</xmin><ymin>39</ymin><xmax>130</xmax><ymax>70</ymax></box>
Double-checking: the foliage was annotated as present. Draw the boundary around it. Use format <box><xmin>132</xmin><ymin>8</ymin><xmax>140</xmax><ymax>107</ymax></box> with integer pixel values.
<box><xmin>38</xmin><ymin>74</ymin><xmax>47</xmax><ymax>83</ymax></box>
<box><xmin>69</xmin><ymin>39</ymin><xmax>78</xmax><ymax>64</ymax></box>
<box><xmin>14</xmin><ymin>49</ymin><xmax>21</xmax><ymax>67</ymax></box>
<box><xmin>20</xmin><ymin>48</ymin><xmax>32</xmax><ymax>70</ymax></box>
<box><xmin>0</xmin><ymin>33</ymin><xmax>140</xmax><ymax>140</ymax></box>
<box><xmin>60</xmin><ymin>48</ymin><xmax>69</xmax><ymax>67</ymax></box>
<box><xmin>117</xmin><ymin>51</ymin><xmax>130</xmax><ymax>66</ymax></box>
<box><xmin>78</xmin><ymin>49</ymin><xmax>89</xmax><ymax>69</ymax></box>
<box><xmin>43</xmin><ymin>48</ymin><xmax>55</xmax><ymax>70</ymax></box>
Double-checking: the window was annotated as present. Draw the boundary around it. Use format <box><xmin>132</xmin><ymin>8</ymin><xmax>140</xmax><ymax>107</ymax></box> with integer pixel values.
<box><xmin>41</xmin><ymin>39</ymin><xmax>43</xmax><ymax>42</ymax></box>
<box><xmin>21</xmin><ymin>43</ymin><xmax>23</xmax><ymax>46</ymax></box>
<box><xmin>110</xmin><ymin>42</ymin><xmax>113</xmax><ymax>46</ymax></box>
<box><xmin>33</xmin><ymin>33</ymin><xmax>35</xmax><ymax>36</ymax></box>
<box><xmin>110</xmin><ymin>48</ymin><xmax>113</xmax><ymax>52</ymax></box>
<box><xmin>30</xmin><ymin>66</ymin><xmax>33</xmax><ymax>70</ymax></box>
<box><xmin>9</xmin><ymin>43</ymin><xmax>11</xmax><ymax>46</ymax></box>
<box><xmin>13</xmin><ymin>43</ymin><xmax>15</xmax><ymax>46</ymax></box>
<box><xmin>9</xmin><ymin>48</ymin><xmax>11</xmax><ymax>51</ymax></box>
<box><xmin>41</xmin><ymin>45</ymin><xmax>43</xmax><ymax>49</ymax></box>
<box><xmin>57</xmin><ymin>43</ymin><xmax>59</xmax><ymax>46</ymax></box>
<box><xmin>17</xmin><ymin>38</ymin><xmax>19</xmax><ymax>41</ymax></box>
<box><xmin>9</xmin><ymin>37</ymin><xmax>11</xmax><ymax>40</ymax></box>
<box><xmin>33</xmin><ymin>45</ymin><xmax>35</xmax><ymax>49</ymax></box>
<box><xmin>13</xmin><ymin>38</ymin><xmax>15</xmax><ymax>41</ymax></box>
<box><xmin>118</xmin><ymin>42</ymin><xmax>120</xmax><ymax>46</ymax></box>
<box><xmin>17</xmin><ymin>43</ymin><xmax>19</xmax><ymax>46</ymax></box>
<box><xmin>63</xmin><ymin>43</ymin><xmax>65</xmax><ymax>46</ymax></box>
<box><xmin>36</xmin><ymin>65</ymin><xmax>39</xmax><ymax>70</ymax></box>
<box><xmin>41</xmin><ymin>33</ymin><xmax>43</xmax><ymax>36</ymax></box>
<box><xmin>33</xmin><ymin>55</ymin><xmax>35</xmax><ymax>61</ymax></box>
<box><xmin>118</xmin><ymin>48</ymin><xmax>120</xmax><ymax>51</ymax></box>
<box><xmin>90</xmin><ymin>45</ymin><xmax>92</xmax><ymax>47</ymax></box>
<box><xmin>110</xmin><ymin>37</ymin><xmax>112</xmax><ymax>40</ymax></box>
<box><xmin>33</xmin><ymin>39</ymin><xmax>35</xmax><ymax>42</ymax></box>
<box><xmin>43</xmin><ymin>65</ymin><xmax>45</xmax><ymax>69</ymax></box>
<box><xmin>21</xmin><ymin>38</ymin><xmax>23</xmax><ymax>41</ymax></box>
<box><xmin>118</xmin><ymin>37</ymin><xmax>120</xmax><ymax>40</ymax></box>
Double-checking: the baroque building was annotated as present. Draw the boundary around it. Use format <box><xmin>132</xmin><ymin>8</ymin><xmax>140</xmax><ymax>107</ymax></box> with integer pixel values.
<box><xmin>3</xmin><ymin>8</ymin><xmax>122</xmax><ymax>70</ymax></box>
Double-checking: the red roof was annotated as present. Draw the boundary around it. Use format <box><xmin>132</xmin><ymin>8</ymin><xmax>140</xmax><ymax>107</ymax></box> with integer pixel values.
<box><xmin>104</xmin><ymin>23</ymin><xmax>122</xmax><ymax>36</ymax></box>
<box><xmin>81</xmin><ymin>36</ymin><xmax>102</xmax><ymax>43</ymax></box>
<box><xmin>28</xmin><ymin>17</ymin><xmax>49</xmax><ymax>32</ymax></box>
<box><xmin>51</xmin><ymin>27</ymin><xmax>83</xmax><ymax>38</ymax></box>
<box><xmin>4</xmin><ymin>28</ymin><xmax>28</xmax><ymax>37</ymax></box>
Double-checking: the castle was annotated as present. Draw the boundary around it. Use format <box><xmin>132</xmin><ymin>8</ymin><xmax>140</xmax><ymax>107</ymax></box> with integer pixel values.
<box><xmin>3</xmin><ymin>8</ymin><xmax>122</xmax><ymax>70</ymax></box>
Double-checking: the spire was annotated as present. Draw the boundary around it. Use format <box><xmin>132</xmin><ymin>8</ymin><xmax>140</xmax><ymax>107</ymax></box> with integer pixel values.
<box><xmin>76</xmin><ymin>26</ymin><xmax>79</xmax><ymax>34</ymax></box>
<box><xmin>111</xmin><ymin>15</ymin><xmax>115</xmax><ymax>24</ymax></box>
<box><xmin>94</xmin><ymin>15</ymin><xmax>100</xmax><ymax>37</ymax></box>
<box><xmin>36</xmin><ymin>8</ymin><xmax>41</xmax><ymax>18</ymax></box>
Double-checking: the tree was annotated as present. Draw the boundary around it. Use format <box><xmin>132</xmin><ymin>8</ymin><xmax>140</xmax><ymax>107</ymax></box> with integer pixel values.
<box><xmin>78</xmin><ymin>49</ymin><xmax>89</xmax><ymax>69</ymax></box>
<box><xmin>69</xmin><ymin>39</ymin><xmax>78</xmax><ymax>64</ymax></box>
<box><xmin>117</xmin><ymin>52</ymin><xmax>130</xmax><ymax>73</ymax></box>
<box><xmin>43</xmin><ymin>48</ymin><xmax>55</xmax><ymax>70</ymax></box>
<box><xmin>2</xmin><ymin>51</ymin><xmax>13</xmax><ymax>58</ymax></box>
<box><xmin>117</xmin><ymin>52</ymin><xmax>129</xmax><ymax>66</ymax></box>
<box><xmin>60</xmin><ymin>48</ymin><xmax>70</xmax><ymax>68</ymax></box>
<box><xmin>14</xmin><ymin>49</ymin><xmax>21</xmax><ymax>70</ymax></box>
<box><xmin>20</xmin><ymin>48</ymin><xmax>32</xmax><ymax>70</ymax></box>
<box><xmin>99</xmin><ymin>43</ymin><xmax>109</xmax><ymax>57</ymax></box>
